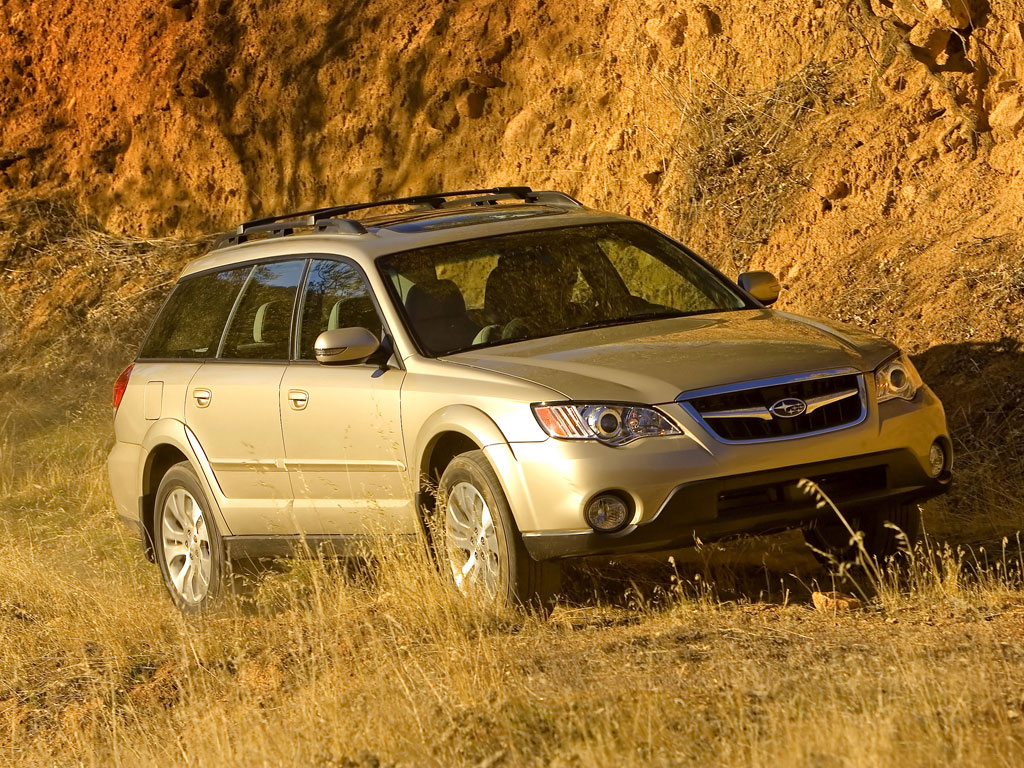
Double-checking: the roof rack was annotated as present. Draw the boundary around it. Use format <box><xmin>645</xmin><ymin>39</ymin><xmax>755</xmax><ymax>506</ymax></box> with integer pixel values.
<box><xmin>213</xmin><ymin>218</ymin><xmax>367</xmax><ymax>249</ymax></box>
<box><xmin>216</xmin><ymin>186</ymin><xmax>582</xmax><ymax>248</ymax></box>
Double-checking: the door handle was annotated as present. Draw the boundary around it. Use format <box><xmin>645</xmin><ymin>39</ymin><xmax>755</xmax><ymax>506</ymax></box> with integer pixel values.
<box><xmin>192</xmin><ymin>388</ymin><xmax>212</xmax><ymax>408</ymax></box>
<box><xmin>287</xmin><ymin>389</ymin><xmax>309</xmax><ymax>410</ymax></box>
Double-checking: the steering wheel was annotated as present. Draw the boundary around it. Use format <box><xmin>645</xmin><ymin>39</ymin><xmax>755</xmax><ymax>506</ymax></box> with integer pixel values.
<box><xmin>471</xmin><ymin>324</ymin><xmax>502</xmax><ymax>345</ymax></box>
<box><xmin>500</xmin><ymin>317</ymin><xmax>533</xmax><ymax>340</ymax></box>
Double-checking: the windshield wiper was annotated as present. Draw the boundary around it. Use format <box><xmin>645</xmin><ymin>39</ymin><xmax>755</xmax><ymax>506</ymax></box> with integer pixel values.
<box><xmin>569</xmin><ymin>309</ymin><xmax>688</xmax><ymax>332</ymax></box>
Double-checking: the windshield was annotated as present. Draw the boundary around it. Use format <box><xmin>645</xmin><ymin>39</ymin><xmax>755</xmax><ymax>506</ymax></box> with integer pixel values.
<box><xmin>377</xmin><ymin>222</ymin><xmax>753</xmax><ymax>356</ymax></box>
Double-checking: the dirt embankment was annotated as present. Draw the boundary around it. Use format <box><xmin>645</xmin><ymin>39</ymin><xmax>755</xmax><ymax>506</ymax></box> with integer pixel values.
<box><xmin>0</xmin><ymin>1</ymin><xmax>1020</xmax><ymax>235</ymax></box>
<box><xmin>1</xmin><ymin>0</ymin><xmax>1022</xmax><ymax>531</ymax></box>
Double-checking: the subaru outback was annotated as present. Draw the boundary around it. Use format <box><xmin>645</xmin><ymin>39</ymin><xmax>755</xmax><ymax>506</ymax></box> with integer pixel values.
<box><xmin>107</xmin><ymin>187</ymin><xmax>951</xmax><ymax>611</ymax></box>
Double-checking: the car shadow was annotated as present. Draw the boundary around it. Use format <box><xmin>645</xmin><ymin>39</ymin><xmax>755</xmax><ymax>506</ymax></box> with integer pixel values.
<box><xmin>911</xmin><ymin>336</ymin><xmax>1024</xmax><ymax>547</ymax></box>
<box><xmin>560</xmin><ymin>530</ymin><xmax>827</xmax><ymax>609</ymax></box>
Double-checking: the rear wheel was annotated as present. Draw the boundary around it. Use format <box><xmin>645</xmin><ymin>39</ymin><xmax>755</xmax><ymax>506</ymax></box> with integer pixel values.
<box><xmin>153</xmin><ymin>462</ymin><xmax>225</xmax><ymax>613</ymax></box>
<box><xmin>437</xmin><ymin>450</ymin><xmax>560</xmax><ymax>611</ymax></box>
<box><xmin>803</xmin><ymin>501</ymin><xmax>921</xmax><ymax>569</ymax></box>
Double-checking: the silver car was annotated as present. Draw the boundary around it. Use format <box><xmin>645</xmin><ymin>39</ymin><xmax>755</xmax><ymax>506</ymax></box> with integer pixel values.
<box><xmin>107</xmin><ymin>187</ymin><xmax>951</xmax><ymax>611</ymax></box>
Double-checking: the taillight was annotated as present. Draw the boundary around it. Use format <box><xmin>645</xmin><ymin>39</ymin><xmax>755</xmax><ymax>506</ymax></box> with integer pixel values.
<box><xmin>112</xmin><ymin>363</ymin><xmax>135</xmax><ymax>416</ymax></box>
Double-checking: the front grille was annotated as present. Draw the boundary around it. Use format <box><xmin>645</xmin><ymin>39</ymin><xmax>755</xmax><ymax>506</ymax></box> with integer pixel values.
<box><xmin>683</xmin><ymin>372</ymin><xmax>865</xmax><ymax>442</ymax></box>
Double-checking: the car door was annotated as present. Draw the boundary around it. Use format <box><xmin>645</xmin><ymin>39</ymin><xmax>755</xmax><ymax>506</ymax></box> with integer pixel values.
<box><xmin>279</xmin><ymin>257</ymin><xmax>414</xmax><ymax>535</ymax></box>
<box><xmin>184</xmin><ymin>259</ymin><xmax>307</xmax><ymax>536</ymax></box>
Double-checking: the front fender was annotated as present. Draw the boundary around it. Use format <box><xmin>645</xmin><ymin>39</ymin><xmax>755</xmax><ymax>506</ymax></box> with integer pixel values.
<box><xmin>412</xmin><ymin>404</ymin><xmax>510</xmax><ymax>480</ymax></box>
<box><xmin>412</xmin><ymin>404</ymin><xmax>553</xmax><ymax>534</ymax></box>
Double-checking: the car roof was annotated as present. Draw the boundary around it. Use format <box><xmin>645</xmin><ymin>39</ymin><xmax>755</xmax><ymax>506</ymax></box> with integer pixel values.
<box><xmin>181</xmin><ymin>196</ymin><xmax>630</xmax><ymax>279</ymax></box>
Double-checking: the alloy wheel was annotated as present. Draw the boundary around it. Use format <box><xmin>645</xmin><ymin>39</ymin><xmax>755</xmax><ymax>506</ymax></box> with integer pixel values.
<box><xmin>445</xmin><ymin>481</ymin><xmax>501</xmax><ymax>597</ymax></box>
<box><xmin>160</xmin><ymin>488</ymin><xmax>213</xmax><ymax>605</ymax></box>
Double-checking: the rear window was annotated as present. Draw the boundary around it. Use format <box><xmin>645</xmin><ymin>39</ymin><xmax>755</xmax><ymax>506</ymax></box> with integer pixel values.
<box><xmin>139</xmin><ymin>267</ymin><xmax>250</xmax><ymax>359</ymax></box>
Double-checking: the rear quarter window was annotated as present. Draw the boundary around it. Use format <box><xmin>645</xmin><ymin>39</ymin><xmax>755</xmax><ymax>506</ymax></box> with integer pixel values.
<box><xmin>139</xmin><ymin>266</ymin><xmax>251</xmax><ymax>359</ymax></box>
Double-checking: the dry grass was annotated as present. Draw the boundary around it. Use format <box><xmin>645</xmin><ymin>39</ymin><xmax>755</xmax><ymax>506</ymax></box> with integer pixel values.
<box><xmin>2</xmin><ymin>397</ymin><xmax>1024</xmax><ymax>767</ymax></box>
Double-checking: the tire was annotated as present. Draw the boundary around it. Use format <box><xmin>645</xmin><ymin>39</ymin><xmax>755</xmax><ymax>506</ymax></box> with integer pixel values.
<box><xmin>153</xmin><ymin>462</ymin><xmax>225</xmax><ymax>613</ymax></box>
<box><xmin>437</xmin><ymin>450</ymin><xmax>560</xmax><ymax>611</ymax></box>
<box><xmin>803</xmin><ymin>501</ymin><xmax>921</xmax><ymax>569</ymax></box>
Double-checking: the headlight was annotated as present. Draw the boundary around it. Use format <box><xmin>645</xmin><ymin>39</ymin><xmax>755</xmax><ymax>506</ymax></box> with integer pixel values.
<box><xmin>875</xmin><ymin>353</ymin><xmax>923</xmax><ymax>402</ymax></box>
<box><xmin>532</xmin><ymin>403</ymin><xmax>681</xmax><ymax>446</ymax></box>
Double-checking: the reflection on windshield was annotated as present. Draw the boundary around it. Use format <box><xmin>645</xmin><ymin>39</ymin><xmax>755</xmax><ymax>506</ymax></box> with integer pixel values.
<box><xmin>378</xmin><ymin>222</ymin><xmax>751</xmax><ymax>356</ymax></box>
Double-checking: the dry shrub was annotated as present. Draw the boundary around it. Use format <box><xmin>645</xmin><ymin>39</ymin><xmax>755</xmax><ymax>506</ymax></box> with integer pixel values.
<box><xmin>0</xmin><ymin>195</ymin><xmax>208</xmax><ymax>424</ymax></box>
<box><xmin>650</xmin><ymin>62</ymin><xmax>833</xmax><ymax>269</ymax></box>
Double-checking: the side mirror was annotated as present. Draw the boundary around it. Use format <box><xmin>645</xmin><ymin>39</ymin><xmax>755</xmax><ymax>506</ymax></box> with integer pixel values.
<box><xmin>314</xmin><ymin>327</ymin><xmax>380</xmax><ymax>365</ymax></box>
<box><xmin>738</xmin><ymin>271</ymin><xmax>780</xmax><ymax>306</ymax></box>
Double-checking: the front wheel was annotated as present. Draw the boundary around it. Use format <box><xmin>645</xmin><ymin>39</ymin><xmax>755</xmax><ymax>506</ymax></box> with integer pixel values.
<box><xmin>437</xmin><ymin>450</ymin><xmax>560</xmax><ymax>611</ymax></box>
<box><xmin>803</xmin><ymin>501</ymin><xmax>921</xmax><ymax>569</ymax></box>
<box><xmin>153</xmin><ymin>462</ymin><xmax>225</xmax><ymax>613</ymax></box>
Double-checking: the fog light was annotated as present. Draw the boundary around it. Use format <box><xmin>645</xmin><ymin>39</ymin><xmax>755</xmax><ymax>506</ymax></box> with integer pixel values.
<box><xmin>585</xmin><ymin>493</ymin><xmax>631</xmax><ymax>533</ymax></box>
<box><xmin>929</xmin><ymin>441</ymin><xmax>946</xmax><ymax>477</ymax></box>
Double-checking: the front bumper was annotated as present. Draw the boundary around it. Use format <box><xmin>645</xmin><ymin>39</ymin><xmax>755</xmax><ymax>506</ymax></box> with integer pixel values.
<box><xmin>521</xmin><ymin>447</ymin><xmax>950</xmax><ymax>560</ymax></box>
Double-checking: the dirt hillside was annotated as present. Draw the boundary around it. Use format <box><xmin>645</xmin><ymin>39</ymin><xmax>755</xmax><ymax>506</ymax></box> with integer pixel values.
<box><xmin>1</xmin><ymin>0</ymin><xmax>1022</xmax><ymax>534</ymax></box>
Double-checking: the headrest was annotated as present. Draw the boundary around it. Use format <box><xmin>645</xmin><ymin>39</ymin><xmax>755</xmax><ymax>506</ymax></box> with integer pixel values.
<box><xmin>406</xmin><ymin>279</ymin><xmax>467</xmax><ymax>321</ymax></box>
<box><xmin>253</xmin><ymin>301</ymin><xmax>289</xmax><ymax>343</ymax></box>
<box><xmin>484</xmin><ymin>261</ymin><xmax>535</xmax><ymax>323</ymax></box>
<box><xmin>328</xmin><ymin>294</ymin><xmax>380</xmax><ymax>332</ymax></box>
<box><xmin>328</xmin><ymin>299</ymin><xmax>343</xmax><ymax>330</ymax></box>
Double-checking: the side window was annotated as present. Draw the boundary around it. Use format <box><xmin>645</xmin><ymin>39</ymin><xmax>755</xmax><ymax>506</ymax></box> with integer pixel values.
<box><xmin>298</xmin><ymin>259</ymin><xmax>383</xmax><ymax>360</ymax></box>
<box><xmin>139</xmin><ymin>266</ymin><xmax>251</xmax><ymax>359</ymax></box>
<box><xmin>219</xmin><ymin>260</ymin><xmax>306</xmax><ymax>360</ymax></box>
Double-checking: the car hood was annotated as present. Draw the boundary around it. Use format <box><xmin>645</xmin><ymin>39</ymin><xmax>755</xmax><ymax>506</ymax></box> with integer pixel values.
<box><xmin>446</xmin><ymin>309</ymin><xmax>897</xmax><ymax>403</ymax></box>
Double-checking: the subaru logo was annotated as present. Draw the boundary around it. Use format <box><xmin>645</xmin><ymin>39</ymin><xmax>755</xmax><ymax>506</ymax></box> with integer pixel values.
<box><xmin>769</xmin><ymin>397</ymin><xmax>807</xmax><ymax>418</ymax></box>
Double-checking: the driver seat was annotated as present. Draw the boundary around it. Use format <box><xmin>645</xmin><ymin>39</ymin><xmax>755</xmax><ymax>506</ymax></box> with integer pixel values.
<box><xmin>405</xmin><ymin>279</ymin><xmax>478</xmax><ymax>354</ymax></box>
<box><xmin>483</xmin><ymin>256</ymin><xmax>540</xmax><ymax>326</ymax></box>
